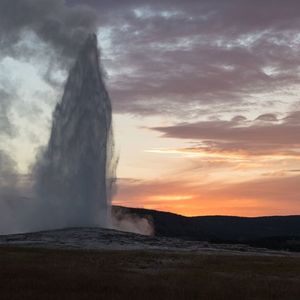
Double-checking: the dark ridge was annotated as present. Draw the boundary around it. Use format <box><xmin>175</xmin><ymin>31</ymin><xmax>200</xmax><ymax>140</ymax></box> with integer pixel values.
<box><xmin>112</xmin><ymin>206</ymin><xmax>300</xmax><ymax>251</ymax></box>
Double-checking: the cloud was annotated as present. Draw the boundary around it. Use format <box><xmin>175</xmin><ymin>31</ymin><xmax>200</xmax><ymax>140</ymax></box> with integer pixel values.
<box><xmin>0</xmin><ymin>0</ymin><xmax>99</xmax><ymax>64</ymax></box>
<box><xmin>2</xmin><ymin>0</ymin><xmax>300</xmax><ymax>117</ymax></box>
<box><xmin>151</xmin><ymin>112</ymin><xmax>300</xmax><ymax>156</ymax></box>
<box><xmin>77</xmin><ymin>0</ymin><xmax>300</xmax><ymax>116</ymax></box>
<box><xmin>255</xmin><ymin>113</ymin><xmax>278</xmax><ymax>122</ymax></box>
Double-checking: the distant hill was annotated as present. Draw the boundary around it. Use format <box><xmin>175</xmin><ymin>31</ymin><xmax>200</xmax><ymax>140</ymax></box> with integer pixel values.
<box><xmin>112</xmin><ymin>206</ymin><xmax>300</xmax><ymax>251</ymax></box>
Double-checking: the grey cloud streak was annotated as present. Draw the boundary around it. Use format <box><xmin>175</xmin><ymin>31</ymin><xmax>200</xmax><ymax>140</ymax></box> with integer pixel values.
<box><xmin>151</xmin><ymin>112</ymin><xmax>300</xmax><ymax>156</ymax></box>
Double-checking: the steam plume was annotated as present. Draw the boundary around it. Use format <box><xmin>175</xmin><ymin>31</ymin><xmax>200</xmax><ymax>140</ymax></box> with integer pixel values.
<box><xmin>33</xmin><ymin>34</ymin><xmax>114</xmax><ymax>229</ymax></box>
<box><xmin>0</xmin><ymin>1</ymin><xmax>152</xmax><ymax>235</ymax></box>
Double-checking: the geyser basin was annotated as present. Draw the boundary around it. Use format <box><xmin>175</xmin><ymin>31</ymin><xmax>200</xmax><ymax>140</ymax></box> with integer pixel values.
<box><xmin>34</xmin><ymin>34</ymin><xmax>114</xmax><ymax>229</ymax></box>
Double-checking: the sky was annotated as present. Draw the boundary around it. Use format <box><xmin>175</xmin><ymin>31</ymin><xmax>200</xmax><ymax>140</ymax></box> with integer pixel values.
<box><xmin>1</xmin><ymin>0</ymin><xmax>300</xmax><ymax>217</ymax></box>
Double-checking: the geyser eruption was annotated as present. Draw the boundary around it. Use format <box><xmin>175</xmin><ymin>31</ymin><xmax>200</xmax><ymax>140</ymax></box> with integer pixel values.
<box><xmin>34</xmin><ymin>34</ymin><xmax>114</xmax><ymax>229</ymax></box>
<box><xmin>0</xmin><ymin>32</ymin><xmax>151</xmax><ymax>236</ymax></box>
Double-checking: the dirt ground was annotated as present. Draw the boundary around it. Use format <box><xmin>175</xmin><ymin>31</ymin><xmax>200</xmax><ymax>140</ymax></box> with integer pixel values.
<box><xmin>1</xmin><ymin>246</ymin><xmax>300</xmax><ymax>299</ymax></box>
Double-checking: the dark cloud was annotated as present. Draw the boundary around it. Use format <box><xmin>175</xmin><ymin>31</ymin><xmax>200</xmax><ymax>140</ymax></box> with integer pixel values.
<box><xmin>255</xmin><ymin>113</ymin><xmax>278</xmax><ymax>122</ymax></box>
<box><xmin>283</xmin><ymin>111</ymin><xmax>300</xmax><ymax>124</ymax></box>
<box><xmin>231</xmin><ymin>115</ymin><xmax>248</xmax><ymax>123</ymax></box>
<box><xmin>0</xmin><ymin>0</ymin><xmax>99</xmax><ymax>64</ymax></box>
<box><xmin>153</xmin><ymin>111</ymin><xmax>300</xmax><ymax>143</ymax></box>
<box><xmin>151</xmin><ymin>111</ymin><xmax>300</xmax><ymax>155</ymax></box>
<box><xmin>80</xmin><ymin>0</ymin><xmax>300</xmax><ymax>115</ymax></box>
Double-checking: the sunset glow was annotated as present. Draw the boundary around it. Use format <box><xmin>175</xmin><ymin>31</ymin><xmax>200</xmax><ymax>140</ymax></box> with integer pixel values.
<box><xmin>1</xmin><ymin>0</ymin><xmax>300</xmax><ymax>218</ymax></box>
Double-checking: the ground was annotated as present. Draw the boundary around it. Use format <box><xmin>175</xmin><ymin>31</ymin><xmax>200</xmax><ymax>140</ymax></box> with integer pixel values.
<box><xmin>1</xmin><ymin>246</ymin><xmax>300</xmax><ymax>300</ymax></box>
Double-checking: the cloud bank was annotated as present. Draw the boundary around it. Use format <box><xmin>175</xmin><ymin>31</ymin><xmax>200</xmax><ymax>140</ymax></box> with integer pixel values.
<box><xmin>152</xmin><ymin>111</ymin><xmax>300</xmax><ymax>156</ymax></box>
